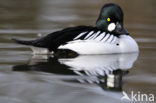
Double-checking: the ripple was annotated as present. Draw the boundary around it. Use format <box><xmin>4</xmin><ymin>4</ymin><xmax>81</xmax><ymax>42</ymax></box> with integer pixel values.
<box><xmin>136</xmin><ymin>38</ymin><xmax>156</xmax><ymax>43</ymax></box>
<box><xmin>0</xmin><ymin>29</ymin><xmax>56</xmax><ymax>34</ymax></box>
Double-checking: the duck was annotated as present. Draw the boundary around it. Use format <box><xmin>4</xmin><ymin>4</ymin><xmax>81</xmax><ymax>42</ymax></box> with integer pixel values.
<box><xmin>12</xmin><ymin>3</ymin><xmax>139</xmax><ymax>55</ymax></box>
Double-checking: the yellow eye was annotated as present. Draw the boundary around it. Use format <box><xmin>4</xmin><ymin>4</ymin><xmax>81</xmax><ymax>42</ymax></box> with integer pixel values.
<box><xmin>107</xmin><ymin>18</ymin><xmax>111</xmax><ymax>22</ymax></box>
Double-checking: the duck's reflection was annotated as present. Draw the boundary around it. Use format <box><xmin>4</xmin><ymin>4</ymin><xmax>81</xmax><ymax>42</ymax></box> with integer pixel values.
<box><xmin>13</xmin><ymin>53</ymin><xmax>138</xmax><ymax>91</ymax></box>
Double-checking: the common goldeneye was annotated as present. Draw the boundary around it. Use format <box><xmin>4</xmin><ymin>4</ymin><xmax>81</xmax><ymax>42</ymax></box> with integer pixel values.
<box><xmin>12</xmin><ymin>3</ymin><xmax>139</xmax><ymax>54</ymax></box>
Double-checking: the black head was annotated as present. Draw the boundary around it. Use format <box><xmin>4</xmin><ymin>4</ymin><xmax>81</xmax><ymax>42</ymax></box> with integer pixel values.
<box><xmin>95</xmin><ymin>3</ymin><xmax>129</xmax><ymax>35</ymax></box>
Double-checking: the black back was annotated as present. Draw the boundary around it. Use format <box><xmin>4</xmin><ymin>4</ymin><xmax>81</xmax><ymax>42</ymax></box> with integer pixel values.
<box><xmin>12</xmin><ymin>26</ymin><xmax>104</xmax><ymax>51</ymax></box>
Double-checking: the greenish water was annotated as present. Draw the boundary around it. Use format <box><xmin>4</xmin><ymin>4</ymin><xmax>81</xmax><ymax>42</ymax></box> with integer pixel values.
<box><xmin>0</xmin><ymin>0</ymin><xmax>156</xmax><ymax>103</ymax></box>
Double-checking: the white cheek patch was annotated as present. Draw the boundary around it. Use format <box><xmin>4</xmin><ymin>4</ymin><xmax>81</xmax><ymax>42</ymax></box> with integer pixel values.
<box><xmin>108</xmin><ymin>23</ymin><xmax>116</xmax><ymax>32</ymax></box>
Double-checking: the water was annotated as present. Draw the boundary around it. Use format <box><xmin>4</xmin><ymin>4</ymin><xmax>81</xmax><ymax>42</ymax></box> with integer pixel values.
<box><xmin>0</xmin><ymin>0</ymin><xmax>156</xmax><ymax>103</ymax></box>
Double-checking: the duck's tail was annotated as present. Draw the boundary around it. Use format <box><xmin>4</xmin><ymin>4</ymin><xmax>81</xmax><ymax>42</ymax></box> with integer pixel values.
<box><xmin>12</xmin><ymin>36</ymin><xmax>57</xmax><ymax>52</ymax></box>
<box><xmin>12</xmin><ymin>38</ymin><xmax>51</xmax><ymax>54</ymax></box>
<box><xmin>12</xmin><ymin>38</ymin><xmax>34</xmax><ymax>46</ymax></box>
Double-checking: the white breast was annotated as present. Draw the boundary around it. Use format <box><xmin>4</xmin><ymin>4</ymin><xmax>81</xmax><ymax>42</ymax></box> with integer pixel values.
<box><xmin>119</xmin><ymin>35</ymin><xmax>139</xmax><ymax>53</ymax></box>
<box><xmin>58</xmin><ymin>35</ymin><xmax>139</xmax><ymax>54</ymax></box>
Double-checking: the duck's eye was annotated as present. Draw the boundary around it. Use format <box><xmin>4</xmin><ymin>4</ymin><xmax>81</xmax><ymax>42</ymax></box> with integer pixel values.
<box><xmin>107</xmin><ymin>18</ymin><xmax>111</xmax><ymax>22</ymax></box>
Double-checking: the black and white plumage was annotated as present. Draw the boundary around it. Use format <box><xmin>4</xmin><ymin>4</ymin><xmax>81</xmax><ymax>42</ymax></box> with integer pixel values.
<box><xmin>12</xmin><ymin>26</ymin><xmax>115</xmax><ymax>50</ymax></box>
<box><xmin>12</xmin><ymin>3</ymin><xmax>139</xmax><ymax>55</ymax></box>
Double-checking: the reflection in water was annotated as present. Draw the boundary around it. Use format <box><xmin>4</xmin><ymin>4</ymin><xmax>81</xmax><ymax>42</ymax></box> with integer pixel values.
<box><xmin>13</xmin><ymin>53</ymin><xmax>138</xmax><ymax>92</ymax></box>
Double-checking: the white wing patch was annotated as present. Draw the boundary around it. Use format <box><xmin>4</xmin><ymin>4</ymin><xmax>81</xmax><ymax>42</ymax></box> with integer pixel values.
<box><xmin>111</xmin><ymin>36</ymin><xmax>118</xmax><ymax>44</ymax></box>
<box><xmin>86</xmin><ymin>32</ymin><xmax>96</xmax><ymax>40</ymax></box>
<box><xmin>73</xmin><ymin>31</ymin><xmax>119</xmax><ymax>44</ymax></box>
<box><xmin>84</xmin><ymin>31</ymin><xmax>94</xmax><ymax>39</ymax></box>
<box><xmin>107</xmin><ymin>34</ymin><xmax>114</xmax><ymax>43</ymax></box>
<box><xmin>94</xmin><ymin>32</ymin><xmax>105</xmax><ymax>41</ymax></box>
<box><xmin>101</xmin><ymin>33</ymin><xmax>110</xmax><ymax>42</ymax></box>
<box><xmin>74</xmin><ymin>32</ymin><xmax>87</xmax><ymax>40</ymax></box>
<box><xmin>88</xmin><ymin>31</ymin><xmax>101</xmax><ymax>40</ymax></box>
